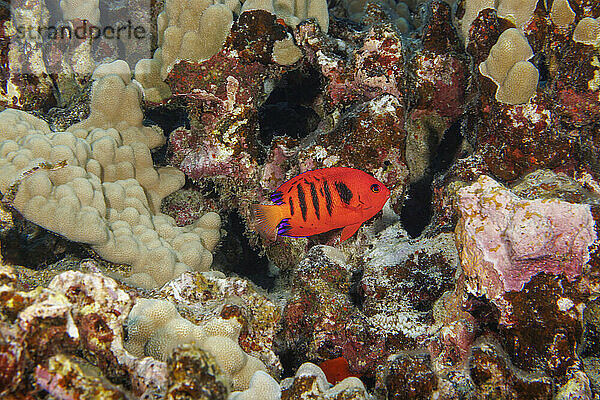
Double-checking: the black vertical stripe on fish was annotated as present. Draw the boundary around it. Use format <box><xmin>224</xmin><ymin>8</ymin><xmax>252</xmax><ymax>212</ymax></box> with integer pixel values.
<box><xmin>335</xmin><ymin>181</ymin><xmax>353</xmax><ymax>205</ymax></box>
<box><xmin>309</xmin><ymin>182</ymin><xmax>320</xmax><ymax>220</ymax></box>
<box><xmin>297</xmin><ymin>183</ymin><xmax>308</xmax><ymax>222</ymax></box>
<box><xmin>323</xmin><ymin>180</ymin><xmax>333</xmax><ymax>216</ymax></box>
<box><xmin>289</xmin><ymin>197</ymin><xmax>295</xmax><ymax>216</ymax></box>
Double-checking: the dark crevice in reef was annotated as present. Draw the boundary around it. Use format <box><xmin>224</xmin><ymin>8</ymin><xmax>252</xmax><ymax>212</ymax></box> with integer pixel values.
<box><xmin>145</xmin><ymin>106</ymin><xmax>190</xmax><ymax>166</ymax></box>
<box><xmin>144</xmin><ymin>105</ymin><xmax>190</xmax><ymax>134</ymax></box>
<box><xmin>212</xmin><ymin>211</ymin><xmax>275</xmax><ymax>290</ymax></box>
<box><xmin>401</xmin><ymin>118</ymin><xmax>463</xmax><ymax>238</ymax></box>
<box><xmin>535</xmin><ymin>53</ymin><xmax>549</xmax><ymax>87</ymax></box>
<box><xmin>465</xmin><ymin>294</ymin><xmax>500</xmax><ymax>336</ymax></box>
<box><xmin>276</xmin><ymin>341</ymin><xmax>307</xmax><ymax>382</ymax></box>
<box><xmin>258</xmin><ymin>65</ymin><xmax>322</xmax><ymax>145</ymax></box>
<box><xmin>0</xmin><ymin>214</ymin><xmax>90</xmax><ymax>269</ymax></box>
<box><xmin>349</xmin><ymin>269</ymin><xmax>365</xmax><ymax>309</ymax></box>
<box><xmin>401</xmin><ymin>177</ymin><xmax>433</xmax><ymax>238</ymax></box>
<box><xmin>431</xmin><ymin>118</ymin><xmax>464</xmax><ymax>173</ymax></box>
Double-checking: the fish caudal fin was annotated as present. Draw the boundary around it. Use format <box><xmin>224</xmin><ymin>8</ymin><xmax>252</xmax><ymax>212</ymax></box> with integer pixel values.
<box><xmin>250</xmin><ymin>204</ymin><xmax>286</xmax><ymax>241</ymax></box>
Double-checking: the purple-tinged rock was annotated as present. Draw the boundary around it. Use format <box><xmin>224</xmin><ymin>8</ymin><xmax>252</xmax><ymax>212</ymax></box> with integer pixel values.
<box><xmin>455</xmin><ymin>175</ymin><xmax>596</xmax><ymax>322</ymax></box>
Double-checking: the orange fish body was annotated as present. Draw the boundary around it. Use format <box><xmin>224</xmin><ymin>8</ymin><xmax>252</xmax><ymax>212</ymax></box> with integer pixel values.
<box><xmin>251</xmin><ymin>167</ymin><xmax>390</xmax><ymax>242</ymax></box>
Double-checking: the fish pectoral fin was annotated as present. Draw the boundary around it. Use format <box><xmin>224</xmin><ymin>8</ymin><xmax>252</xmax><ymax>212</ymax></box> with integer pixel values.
<box><xmin>344</xmin><ymin>204</ymin><xmax>372</xmax><ymax>213</ymax></box>
<box><xmin>339</xmin><ymin>221</ymin><xmax>363</xmax><ymax>242</ymax></box>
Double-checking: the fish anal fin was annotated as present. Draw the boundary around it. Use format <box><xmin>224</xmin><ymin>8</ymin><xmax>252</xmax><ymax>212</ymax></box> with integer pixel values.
<box><xmin>340</xmin><ymin>221</ymin><xmax>363</xmax><ymax>242</ymax></box>
<box><xmin>250</xmin><ymin>204</ymin><xmax>284</xmax><ymax>241</ymax></box>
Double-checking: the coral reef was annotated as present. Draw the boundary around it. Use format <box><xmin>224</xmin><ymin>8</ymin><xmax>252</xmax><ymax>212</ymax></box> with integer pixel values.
<box><xmin>3</xmin><ymin>0</ymin><xmax>600</xmax><ymax>397</ymax></box>
<box><xmin>157</xmin><ymin>271</ymin><xmax>282</xmax><ymax>375</ymax></box>
<box><xmin>478</xmin><ymin>28</ymin><xmax>539</xmax><ymax>104</ymax></box>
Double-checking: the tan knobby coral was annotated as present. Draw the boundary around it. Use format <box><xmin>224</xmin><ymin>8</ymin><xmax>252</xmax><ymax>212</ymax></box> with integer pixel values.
<box><xmin>458</xmin><ymin>0</ymin><xmax>538</xmax><ymax>43</ymax></box>
<box><xmin>573</xmin><ymin>17</ymin><xmax>600</xmax><ymax>46</ymax></box>
<box><xmin>68</xmin><ymin>73</ymin><xmax>165</xmax><ymax>150</ymax></box>
<box><xmin>0</xmin><ymin>108</ymin><xmax>51</xmax><ymax>141</ymax></box>
<box><xmin>550</xmin><ymin>0</ymin><xmax>575</xmax><ymax>27</ymax></box>
<box><xmin>0</xmin><ymin>66</ymin><xmax>221</xmax><ymax>289</ymax></box>
<box><xmin>229</xmin><ymin>371</ymin><xmax>281</xmax><ymax>399</ymax></box>
<box><xmin>272</xmin><ymin>37</ymin><xmax>303</xmax><ymax>66</ymax></box>
<box><xmin>134</xmin><ymin>57</ymin><xmax>173</xmax><ymax>103</ymax></box>
<box><xmin>124</xmin><ymin>298</ymin><xmax>267</xmax><ymax>391</ymax></box>
<box><xmin>479</xmin><ymin>28</ymin><xmax>539</xmax><ymax>105</ymax></box>
<box><xmin>92</xmin><ymin>60</ymin><xmax>133</xmax><ymax>84</ymax></box>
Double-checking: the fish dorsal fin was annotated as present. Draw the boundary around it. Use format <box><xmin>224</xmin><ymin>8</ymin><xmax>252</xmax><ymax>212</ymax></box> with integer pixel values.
<box><xmin>340</xmin><ymin>221</ymin><xmax>363</xmax><ymax>242</ymax></box>
<box><xmin>270</xmin><ymin>190</ymin><xmax>284</xmax><ymax>205</ymax></box>
<box><xmin>250</xmin><ymin>204</ymin><xmax>284</xmax><ymax>241</ymax></box>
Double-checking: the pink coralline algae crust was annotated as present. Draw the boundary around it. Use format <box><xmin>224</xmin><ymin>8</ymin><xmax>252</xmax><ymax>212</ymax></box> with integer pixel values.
<box><xmin>550</xmin><ymin>35</ymin><xmax>600</xmax><ymax>174</ymax></box>
<box><xmin>258</xmin><ymin>141</ymin><xmax>294</xmax><ymax>194</ymax></box>
<box><xmin>169</xmin><ymin>126</ymin><xmax>258</xmax><ymax>185</ymax></box>
<box><xmin>186</xmin><ymin>133</ymin><xmax>256</xmax><ymax>183</ymax></box>
<box><xmin>165</xmin><ymin>10</ymin><xmax>296</xmax><ymax>188</ymax></box>
<box><xmin>161</xmin><ymin>188</ymin><xmax>212</xmax><ymax>227</ymax></box>
<box><xmin>455</xmin><ymin>175</ymin><xmax>597</xmax><ymax>319</ymax></box>
<box><xmin>0</xmin><ymin>323</ymin><xmax>24</xmax><ymax>397</ymax></box>
<box><xmin>556</xmin><ymin>88</ymin><xmax>600</xmax><ymax>128</ymax></box>
<box><xmin>551</xmin><ymin>35</ymin><xmax>600</xmax><ymax>129</ymax></box>
<box><xmin>166</xmin><ymin>9</ymin><xmax>287</xmax><ymax>132</ymax></box>
<box><xmin>168</xmin><ymin>55</ymin><xmax>266</xmax><ymax>132</ymax></box>
<box><xmin>412</xmin><ymin>53</ymin><xmax>467</xmax><ymax>119</ymax></box>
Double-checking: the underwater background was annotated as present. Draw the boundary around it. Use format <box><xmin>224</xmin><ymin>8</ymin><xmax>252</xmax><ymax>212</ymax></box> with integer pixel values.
<box><xmin>1</xmin><ymin>0</ymin><xmax>600</xmax><ymax>398</ymax></box>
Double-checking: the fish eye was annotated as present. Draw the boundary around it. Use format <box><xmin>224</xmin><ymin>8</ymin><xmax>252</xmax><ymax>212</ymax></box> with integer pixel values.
<box><xmin>370</xmin><ymin>184</ymin><xmax>380</xmax><ymax>193</ymax></box>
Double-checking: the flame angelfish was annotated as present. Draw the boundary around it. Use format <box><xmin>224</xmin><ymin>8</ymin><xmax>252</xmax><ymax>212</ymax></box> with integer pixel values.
<box><xmin>251</xmin><ymin>167</ymin><xmax>390</xmax><ymax>242</ymax></box>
